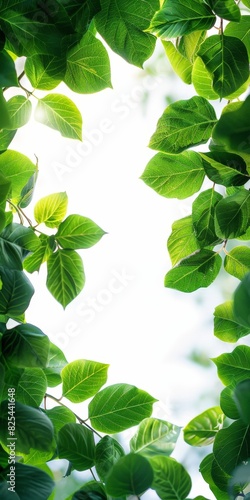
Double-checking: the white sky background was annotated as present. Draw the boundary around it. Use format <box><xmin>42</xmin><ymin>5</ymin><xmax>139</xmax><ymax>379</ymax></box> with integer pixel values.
<box><xmin>10</xmin><ymin>41</ymin><xmax>242</xmax><ymax>497</ymax></box>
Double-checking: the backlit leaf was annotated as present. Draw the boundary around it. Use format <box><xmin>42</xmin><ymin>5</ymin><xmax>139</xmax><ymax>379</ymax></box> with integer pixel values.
<box><xmin>35</xmin><ymin>94</ymin><xmax>82</xmax><ymax>141</ymax></box>
<box><xmin>214</xmin><ymin>190</ymin><xmax>250</xmax><ymax>239</ymax></box>
<box><xmin>192</xmin><ymin>56</ymin><xmax>219</xmax><ymax>100</ymax></box>
<box><xmin>62</xmin><ymin>359</ymin><xmax>109</xmax><ymax>402</ymax></box>
<box><xmin>162</xmin><ymin>41</ymin><xmax>192</xmax><ymax>84</ymax></box>
<box><xmin>214</xmin><ymin>301</ymin><xmax>250</xmax><ymax>343</ymax></box>
<box><xmin>224</xmin><ymin>246</ymin><xmax>250</xmax><ymax>280</ymax></box>
<box><xmin>34</xmin><ymin>192</ymin><xmax>68</xmax><ymax>228</ymax></box>
<box><xmin>183</xmin><ymin>407</ymin><xmax>225</xmax><ymax>447</ymax></box>
<box><xmin>1</xmin><ymin>323</ymin><xmax>49</xmax><ymax>368</ymax></box>
<box><xmin>167</xmin><ymin>216</ymin><xmax>200</xmax><ymax>266</ymax></box>
<box><xmin>15</xmin><ymin>368</ymin><xmax>47</xmax><ymax>407</ymax></box>
<box><xmin>6</xmin><ymin>96</ymin><xmax>32</xmax><ymax>129</ymax></box>
<box><xmin>56</xmin><ymin>214</ymin><xmax>106</xmax><ymax>249</ymax></box>
<box><xmin>46</xmin><ymin>249</ymin><xmax>85</xmax><ymax>308</ymax></box>
<box><xmin>130</xmin><ymin>417</ymin><xmax>181</xmax><ymax>457</ymax></box>
<box><xmin>212</xmin><ymin>345</ymin><xmax>250</xmax><ymax>385</ymax></box>
<box><xmin>25</xmin><ymin>54</ymin><xmax>66</xmax><ymax>90</ymax></box>
<box><xmin>43</xmin><ymin>342</ymin><xmax>68</xmax><ymax>388</ymax></box>
<box><xmin>45</xmin><ymin>406</ymin><xmax>76</xmax><ymax>434</ymax></box>
<box><xmin>0</xmin><ymin>150</ymin><xmax>36</xmax><ymax>199</ymax></box>
<box><xmin>192</xmin><ymin>189</ymin><xmax>223</xmax><ymax>247</ymax></box>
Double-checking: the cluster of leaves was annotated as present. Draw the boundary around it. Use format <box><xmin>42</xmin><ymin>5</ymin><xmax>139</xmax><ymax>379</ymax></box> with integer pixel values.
<box><xmin>0</xmin><ymin>0</ymin><xmax>250</xmax><ymax>499</ymax></box>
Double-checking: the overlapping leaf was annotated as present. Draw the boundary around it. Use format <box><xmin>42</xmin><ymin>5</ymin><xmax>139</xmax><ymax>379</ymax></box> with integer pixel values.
<box><xmin>95</xmin><ymin>436</ymin><xmax>125</xmax><ymax>482</ymax></box>
<box><xmin>25</xmin><ymin>55</ymin><xmax>66</xmax><ymax>91</ymax></box>
<box><xmin>212</xmin><ymin>345</ymin><xmax>250</xmax><ymax>385</ymax></box>
<box><xmin>183</xmin><ymin>407</ymin><xmax>225</xmax><ymax>446</ymax></box>
<box><xmin>130</xmin><ymin>417</ymin><xmax>181</xmax><ymax>457</ymax></box>
<box><xmin>192</xmin><ymin>189</ymin><xmax>223</xmax><ymax>247</ymax></box>
<box><xmin>225</xmin><ymin>16</ymin><xmax>250</xmax><ymax>58</ymax></box>
<box><xmin>0</xmin><ymin>150</ymin><xmax>36</xmax><ymax>198</ymax></box>
<box><xmin>207</xmin><ymin>0</ymin><xmax>241</xmax><ymax>21</ymax></box>
<box><xmin>213</xmin><ymin>419</ymin><xmax>250</xmax><ymax>475</ymax></box>
<box><xmin>214</xmin><ymin>190</ymin><xmax>250</xmax><ymax>239</ymax></box>
<box><xmin>167</xmin><ymin>216</ymin><xmax>200</xmax><ymax>266</ymax></box>
<box><xmin>57</xmin><ymin>423</ymin><xmax>95</xmax><ymax>471</ymax></box>
<box><xmin>200</xmin><ymin>152</ymin><xmax>249</xmax><ymax>187</ymax></box>
<box><xmin>150</xmin><ymin>456</ymin><xmax>192</xmax><ymax>500</ymax></box>
<box><xmin>212</xmin><ymin>96</ymin><xmax>250</xmax><ymax>154</ymax></box>
<box><xmin>214</xmin><ymin>301</ymin><xmax>250</xmax><ymax>343</ymax></box>
<box><xmin>234</xmin><ymin>273</ymin><xmax>250</xmax><ymax>327</ymax></box>
<box><xmin>105</xmin><ymin>453</ymin><xmax>153</xmax><ymax>497</ymax></box>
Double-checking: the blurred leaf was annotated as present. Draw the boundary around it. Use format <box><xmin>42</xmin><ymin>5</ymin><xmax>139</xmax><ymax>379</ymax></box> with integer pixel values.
<box><xmin>213</xmin><ymin>419</ymin><xmax>250</xmax><ymax>475</ymax></box>
<box><xmin>214</xmin><ymin>300</ymin><xmax>250</xmax><ymax>343</ymax></box>
<box><xmin>234</xmin><ymin>273</ymin><xmax>250</xmax><ymax>327</ymax></box>
<box><xmin>0</xmin><ymin>463</ymin><xmax>54</xmax><ymax>500</ymax></box>
<box><xmin>105</xmin><ymin>453</ymin><xmax>153</xmax><ymax>497</ymax></box>
<box><xmin>220</xmin><ymin>385</ymin><xmax>240</xmax><ymax>420</ymax></box>
<box><xmin>72</xmin><ymin>482</ymin><xmax>107</xmax><ymax>500</ymax></box>
<box><xmin>130</xmin><ymin>417</ymin><xmax>181</xmax><ymax>457</ymax></box>
<box><xmin>183</xmin><ymin>407</ymin><xmax>224</xmax><ymax>447</ymax></box>
<box><xmin>212</xmin><ymin>345</ymin><xmax>250</xmax><ymax>385</ymax></box>
<box><xmin>233</xmin><ymin>379</ymin><xmax>250</xmax><ymax>424</ymax></box>
<box><xmin>0</xmin><ymin>50</ymin><xmax>18</xmax><ymax>87</ymax></box>
<box><xmin>212</xmin><ymin>96</ymin><xmax>250</xmax><ymax>154</ymax></box>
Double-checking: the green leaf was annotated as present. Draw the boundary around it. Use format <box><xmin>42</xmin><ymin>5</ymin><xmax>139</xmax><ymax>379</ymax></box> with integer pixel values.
<box><xmin>62</xmin><ymin>359</ymin><xmax>109</xmax><ymax>403</ymax></box>
<box><xmin>64</xmin><ymin>31</ymin><xmax>112</xmax><ymax>94</ymax></box>
<box><xmin>15</xmin><ymin>368</ymin><xmax>47</xmax><ymax>407</ymax></box>
<box><xmin>214</xmin><ymin>301</ymin><xmax>250</xmax><ymax>343</ymax></box>
<box><xmin>224</xmin><ymin>246</ymin><xmax>250</xmax><ymax>281</ymax></box>
<box><xmin>0</xmin><ymin>50</ymin><xmax>18</xmax><ymax>87</ymax></box>
<box><xmin>149</xmin><ymin>96</ymin><xmax>217</xmax><ymax>154</ymax></box>
<box><xmin>0</xmin><ymin>129</ymin><xmax>16</xmax><ymax>152</ymax></box>
<box><xmin>62</xmin><ymin>0</ymin><xmax>101</xmax><ymax>34</ymax></box>
<box><xmin>1</xmin><ymin>462</ymin><xmax>54</xmax><ymax>500</ymax></box>
<box><xmin>214</xmin><ymin>190</ymin><xmax>250</xmax><ymax>239</ymax></box>
<box><xmin>0</xmin><ymin>223</ymin><xmax>40</xmax><ymax>270</ymax></box>
<box><xmin>192</xmin><ymin>56</ymin><xmax>219</xmax><ymax>100</ymax></box>
<box><xmin>212</xmin><ymin>345</ymin><xmax>250</xmax><ymax>385</ymax></box>
<box><xmin>198</xmin><ymin>35</ymin><xmax>249</xmax><ymax>98</ymax></box>
<box><xmin>72</xmin><ymin>482</ymin><xmax>107</xmax><ymax>500</ymax></box>
<box><xmin>167</xmin><ymin>216</ymin><xmax>200</xmax><ymax>267</ymax></box>
<box><xmin>88</xmin><ymin>383</ymin><xmax>157</xmax><ymax>433</ymax></box>
<box><xmin>162</xmin><ymin>41</ymin><xmax>192</xmax><ymax>84</ymax></box>
<box><xmin>0</xmin><ymin>90</ymin><xmax>11</xmax><ymax>129</ymax></box>
<box><xmin>43</xmin><ymin>342</ymin><xmax>68</xmax><ymax>388</ymax></box>
<box><xmin>178</xmin><ymin>30</ymin><xmax>207</xmax><ymax>62</ymax></box>
<box><xmin>200</xmin><ymin>152</ymin><xmax>249</xmax><ymax>187</ymax></box>
<box><xmin>0</xmin><ymin>267</ymin><xmax>34</xmax><ymax>318</ymax></box>
<box><xmin>225</xmin><ymin>16</ymin><xmax>250</xmax><ymax>58</ymax></box>
<box><xmin>233</xmin><ymin>379</ymin><xmax>250</xmax><ymax>424</ymax></box>
<box><xmin>23</xmin><ymin>234</ymin><xmax>53</xmax><ymax>273</ymax></box>
<box><xmin>0</xmin><ymin>173</ymin><xmax>11</xmax><ymax>204</ymax></box>
<box><xmin>1</xmin><ymin>323</ymin><xmax>49</xmax><ymax>368</ymax></box>
<box><xmin>0</xmin><ymin>150</ymin><xmax>36</xmax><ymax>199</ymax></box>
<box><xmin>57</xmin><ymin>422</ymin><xmax>95</xmax><ymax>471</ymax></box>
<box><xmin>164</xmin><ymin>250</ymin><xmax>222</xmax><ymax>293</ymax></box>
<box><xmin>106</xmin><ymin>453</ymin><xmax>153</xmax><ymax>497</ymax></box>
<box><xmin>192</xmin><ymin>189</ymin><xmax>223</xmax><ymax>247</ymax></box>
<box><xmin>234</xmin><ymin>273</ymin><xmax>250</xmax><ymax>327</ymax></box>
<box><xmin>95</xmin><ymin>0</ymin><xmax>158</xmax><ymax>67</ymax></box>
<box><xmin>56</xmin><ymin>214</ymin><xmax>106</xmax><ymax>249</ymax></box>
<box><xmin>200</xmin><ymin>454</ymin><xmax>230</xmax><ymax>500</ymax></box>
<box><xmin>213</xmin><ymin>419</ymin><xmax>250</xmax><ymax>475</ymax></box>
<box><xmin>45</xmin><ymin>406</ymin><xmax>76</xmax><ymax>434</ymax></box>
<box><xmin>95</xmin><ymin>436</ymin><xmax>125</xmax><ymax>482</ymax></box>
<box><xmin>0</xmin><ymin>400</ymin><xmax>54</xmax><ymax>454</ymax></box>
<box><xmin>34</xmin><ymin>192</ymin><xmax>68</xmax><ymax>228</ymax></box>
<box><xmin>229</xmin><ymin>463</ymin><xmax>250</xmax><ymax>498</ymax></box>
<box><xmin>183</xmin><ymin>407</ymin><xmax>225</xmax><ymax>447</ymax></box>
<box><xmin>130</xmin><ymin>417</ymin><xmax>181</xmax><ymax>458</ymax></box>
<box><xmin>150</xmin><ymin>456</ymin><xmax>192</xmax><ymax>500</ymax></box>
<box><xmin>46</xmin><ymin>249</ymin><xmax>85</xmax><ymax>308</ymax></box>
<box><xmin>220</xmin><ymin>385</ymin><xmax>240</xmax><ymax>420</ymax></box>
<box><xmin>212</xmin><ymin>95</ymin><xmax>250</xmax><ymax>155</ymax></box>
<box><xmin>141</xmin><ymin>151</ymin><xmax>205</xmax><ymax>199</ymax></box>
<box><xmin>207</xmin><ymin>0</ymin><xmax>241</xmax><ymax>21</ymax></box>
<box><xmin>148</xmin><ymin>0</ymin><xmax>215</xmax><ymax>38</ymax></box>
<box><xmin>6</xmin><ymin>96</ymin><xmax>32</xmax><ymax>130</ymax></box>
<box><xmin>35</xmin><ymin>94</ymin><xmax>82</xmax><ymax>141</ymax></box>
<box><xmin>25</xmin><ymin>54</ymin><xmax>66</xmax><ymax>90</ymax></box>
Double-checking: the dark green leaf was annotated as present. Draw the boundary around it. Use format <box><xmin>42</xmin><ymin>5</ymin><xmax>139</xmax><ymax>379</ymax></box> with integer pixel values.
<box><xmin>72</xmin><ymin>482</ymin><xmax>107</xmax><ymax>500</ymax></box>
<box><xmin>141</xmin><ymin>151</ymin><xmax>205</xmax><ymax>199</ymax></box>
<box><xmin>35</xmin><ymin>94</ymin><xmax>82</xmax><ymax>140</ymax></box>
<box><xmin>0</xmin><ymin>400</ymin><xmax>54</xmax><ymax>454</ymax></box>
<box><xmin>0</xmin><ymin>267</ymin><xmax>34</xmax><ymax>318</ymax></box>
<box><xmin>200</xmin><ymin>454</ymin><xmax>230</xmax><ymax>500</ymax></box>
<box><xmin>6</xmin><ymin>96</ymin><xmax>32</xmax><ymax>130</ymax></box>
<box><xmin>214</xmin><ymin>190</ymin><xmax>250</xmax><ymax>239</ymax></box>
<box><xmin>207</xmin><ymin>0</ymin><xmax>241</xmax><ymax>21</ymax></box>
<box><xmin>19</xmin><ymin>170</ymin><xmax>38</xmax><ymax>209</ymax></box>
<box><xmin>225</xmin><ymin>16</ymin><xmax>250</xmax><ymax>58</ymax></box>
<box><xmin>212</xmin><ymin>96</ymin><xmax>250</xmax><ymax>154</ymax></box>
<box><xmin>220</xmin><ymin>385</ymin><xmax>240</xmax><ymax>420</ymax></box>
<box><xmin>0</xmin><ymin>129</ymin><xmax>16</xmax><ymax>152</ymax></box>
<box><xmin>214</xmin><ymin>300</ymin><xmax>250</xmax><ymax>343</ymax></box>
<box><xmin>34</xmin><ymin>192</ymin><xmax>68</xmax><ymax>228</ymax></box>
<box><xmin>167</xmin><ymin>216</ymin><xmax>200</xmax><ymax>266</ymax></box>
<box><xmin>0</xmin><ymin>150</ymin><xmax>36</xmax><ymax>199</ymax></box>
<box><xmin>0</xmin><ymin>223</ymin><xmax>40</xmax><ymax>270</ymax></box>
<box><xmin>210</xmin><ymin>456</ymin><xmax>232</xmax><ymax>493</ymax></box>
<box><xmin>58</xmin><ymin>423</ymin><xmax>95</xmax><ymax>471</ymax></box>
<box><xmin>212</xmin><ymin>345</ymin><xmax>250</xmax><ymax>385</ymax></box>
<box><xmin>25</xmin><ymin>54</ymin><xmax>66</xmax><ymax>90</ymax></box>
<box><xmin>0</xmin><ymin>90</ymin><xmax>11</xmax><ymax>129</ymax></box>
<box><xmin>62</xmin><ymin>0</ymin><xmax>101</xmax><ymax>34</ymax></box>
<box><xmin>130</xmin><ymin>417</ymin><xmax>181</xmax><ymax>457</ymax></box>
<box><xmin>56</xmin><ymin>215</ymin><xmax>106</xmax><ymax>249</ymax></box>
<box><xmin>15</xmin><ymin>368</ymin><xmax>47</xmax><ymax>407</ymax></box>
<box><xmin>150</xmin><ymin>456</ymin><xmax>192</xmax><ymax>500</ymax></box>
<box><xmin>62</xmin><ymin>359</ymin><xmax>109</xmax><ymax>403</ymax></box>
<box><xmin>88</xmin><ymin>383</ymin><xmax>157</xmax><ymax>433</ymax></box>
<box><xmin>192</xmin><ymin>189</ymin><xmax>223</xmax><ymax>247</ymax></box>
<box><xmin>233</xmin><ymin>379</ymin><xmax>250</xmax><ymax>424</ymax></box>
<box><xmin>45</xmin><ymin>406</ymin><xmax>76</xmax><ymax>434</ymax></box>
<box><xmin>1</xmin><ymin>323</ymin><xmax>49</xmax><ymax>368</ymax></box>
<box><xmin>43</xmin><ymin>342</ymin><xmax>68</xmax><ymax>387</ymax></box>
<box><xmin>149</xmin><ymin>96</ymin><xmax>217</xmax><ymax>154</ymax></box>
<box><xmin>213</xmin><ymin>419</ymin><xmax>250</xmax><ymax>475</ymax></box>
<box><xmin>234</xmin><ymin>273</ymin><xmax>250</xmax><ymax>327</ymax></box>
<box><xmin>162</xmin><ymin>41</ymin><xmax>192</xmax><ymax>84</ymax></box>
<box><xmin>198</xmin><ymin>35</ymin><xmax>249</xmax><ymax>98</ymax></box>
<box><xmin>106</xmin><ymin>453</ymin><xmax>153</xmax><ymax>497</ymax></box>
<box><xmin>64</xmin><ymin>31</ymin><xmax>112</xmax><ymax>93</ymax></box>
<box><xmin>1</xmin><ymin>462</ymin><xmax>54</xmax><ymax>500</ymax></box>
<box><xmin>95</xmin><ymin>0</ymin><xmax>158</xmax><ymax>67</ymax></box>
<box><xmin>95</xmin><ymin>436</ymin><xmax>125</xmax><ymax>482</ymax></box>
<box><xmin>229</xmin><ymin>463</ymin><xmax>250</xmax><ymax>498</ymax></box>
<box><xmin>183</xmin><ymin>407</ymin><xmax>224</xmax><ymax>447</ymax></box>
<box><xmin>0</xmin><ymin>50</ymin><xmax>18</xmax><ymax>87</ymax></box>
<box><xmin>0</xmin><ymin>173</ymin><xmax>11</xmax><ymax>204</ymax></box>
<box><xmin>46</xmin><ymin>249</ymin><xmax>85</xmax><ymax>308</ymax></box>
<box><xmin>200</xmin><ymin>152</ymin><xmax>249</xmax><ymax>187</ymax></box>
<box><xmin>148</xmin><ymin>0</ymin><xmax>215</xmax><ymax>38</ymax></box>
<box><xmin>164</xmin><ymin>250</ymin><xmax>222</xmax><ymax>293</ymax></box>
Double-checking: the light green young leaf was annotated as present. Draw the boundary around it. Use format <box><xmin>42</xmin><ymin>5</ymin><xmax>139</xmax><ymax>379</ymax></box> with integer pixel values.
<box><xmin>233</xmin><ymin>379</ymin><xmax>250</xmax><ymax>425</ymax></box>
<box><xmin>43</xmin><ymin>341</ymin><xmax>68</xmax><ymax>388</ymax></box>
<box><xmin>149</xmin><ymin>96</ymin><xmax>217</xmax><ymax>154</ymax></box>
<box><xmin>25</xmin><ymin>54</ymin><xmax>66</xmax><ymax>90</ymax></box>
<box><xmin>105</xmin><ymin>453</ymin><xmax>153</xmax><ymax>497</ymax></box>
<box><xmin>57</xmin><ymin>423</ymin><xmax>95</xmax><ymax>471</ymax></box>
<box><xmin>212</xmin><ymin>345</ymin><xmax>250</xmax><ymax>385</ymax></box>
<box><xmin>198</xmin><ymin>35</ymin><xmax>249</xmax><ymax>98</ymax></box>
<box><xmin>1</xmin><ymin>323</ymin><xmax>49</xmax><ymax>368</ymax></box>
<box><xmin>0</xmin><ymin>150</ymin><xmax>36</xmax><ymax>198</ymax></box>
<box><xmin>213</xmin><ymin>419</ymin><xmax>250</xmax><ymax>475</ymax></box>
<box><xmin>214</xmin><ymin>190</ymin><xmax>250</xmax><ymax>239</ymax></box>
<box><xmin>234</xmin><ymin>273</ymin><xmax>250</xmax><ymax>327</ymax></box>
<box><xmin>0</xmin><ymin>267</ymin><xmax>34</xmax><ymax>318</ymax></box>
<box><xmin>224</xmin><ymin>246</ymin><xmax>250</xmax><ymax>280</ymax></box>
<box><xmin>35</xmin><ymin>94</ymin><xmax>82</xmax><ymax>140</ymax></box>
<box><xmin>207</xmin><ymin>0</ymin><xmax>241</xmax><ymax>21</ymax></box>
<box><xmin>192</xmin><ymin>189</ymin><xmax>223</xmax><ymax>247</ymax></box>
<box><xmin>150</xmin><ymin>456</ymin><xmax>192</xmax><ymax>500</ymax></box>
<box><xmin>95</xmin><ymin>0</ymin><xmax>158</xmax><ymax>67</ymax></box>
<box><xmin>46</xmin><ymin>249</ymin><xmax>85</xmax><ymax>308</ymax></box>
<box><xmin>214</xmin><ymin>301</ymin><xmax>250</xmax><ymax>343</ymax></box>
<box><xmin>130</xmin><ymin>417</ymin><xmax>181</xmax><ymax>457</ymax></box>
<box><xmin>225</xmin><ymin>16</ymin><xmax>250</xmax><ymax>58</ymax></box>
<box><xmin>6</xmin><ymin>96</ymin><xmax>32</xmax><ymax>129</ymax></box>
<box><xmin>164</xmin><ymin>250</ymin><xmax>222</xmax><ymax>293</ymax></box>
<box><xmin>62</xmin><ymin>359</ymin><xmax>109</xmax><ymax>403</ymax></box>
<box><xmin>24</xmin><ymin>234</ymin><xmax>54</xmax><ymax>273</ymax></box>
<box><xmin>16</xmin><ymin>368</ymin><xmax>47</xmax><ymax>407</ymax></box>
<box><xmin>88</xmin><ymin>383</ymin><xmax>157</xmax><ymax>433</ymax></box>
<box><xmin>56</xmin><ymin>214</ymin><xmax>106</xmax><ymax>249</ymax></box>
<box><xmin>141</xmin><ymin>151</ymin><xmax>205</xmax><ymax>199</ymax></box>
<box><xmin>167</xmin><ymin>216</ymin><xmax>200</xmax><ymax>266</ymax></box>
<box><xmin>162</xmin><ymin>41</ymin><xmax>192</xmax><ymax>84</ymax></box>
<box><xmin>34</xmin><ymin>192</ymin><xmax>68</xmax><ymax>228</ymax></box>
<box><xmin>183</xmin><ymin>407</ymin><xmax>225</xmax><ymax>447</ymax></box>
<box><xmin>148</xmin><ymin>0</ymin><xmax>215</xmax><ymax>38</ymax></box>
<box><xmin>64</xmin><ymin>31</ymin><xmax>112</xmax><ymax>93</ymax></box>
<box><xmin>220</xmin><ymin>385</ymin><xmax>240</xmax><ymax>420</ymax></box>
<box><xmin>178</xmin><ymin>30</ymin><xmax>207</xmax><ymax>62</ymax></box>
<box><xmin>200</xmin><ymin>152</ymin><xmax>249</xmax><ymax>187</ymax></box>
<box><xmin>95</xmin><ymin>436</ymin><xmax>125</xmax><ymax>482</ymax></box>
<box><xmin>192</xmin><ymin>56</ymin><xmax>219</xmax><ymax>100</ymax></box>
<box><xmin>212</xmin><ymin>95</ymin><xmax>250</xmax><ymax>155</ymax></box>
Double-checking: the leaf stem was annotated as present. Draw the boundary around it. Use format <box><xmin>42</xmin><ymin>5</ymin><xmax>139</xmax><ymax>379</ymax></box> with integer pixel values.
<box><xmin>7</xmin><ymin>200</ymin><xmax>33</xmax><ymax>227</ymax></box>
<box><xmin>90</xmin><ymin>468</ymin><xmax>98</xmax><ymax>481</ymax></box>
